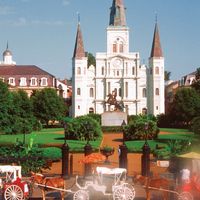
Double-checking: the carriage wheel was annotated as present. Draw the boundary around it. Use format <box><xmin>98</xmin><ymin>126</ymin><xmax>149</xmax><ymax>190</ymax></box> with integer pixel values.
<box><xmin>113</xmin><ymin>184</ymin><xmax>135</xmax><ymax>200</ymax></box>
<box><xmin>178</xmin><ymin>192</ymin><xmax>193</xmax><ymax>200</ymax></box>
<box><xmin>73</xmin><ymin>190</ymin><xmax>89</xmax><ymax>200</ymax></box>
<box><xmin>4</xmin><ymin>184</ymin><xmax>24</xmax><ymax>200</ymax></box>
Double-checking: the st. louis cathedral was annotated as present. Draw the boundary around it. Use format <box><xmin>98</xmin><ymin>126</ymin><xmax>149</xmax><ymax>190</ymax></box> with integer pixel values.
<box><xmin>72</xmin><ymin>0</ymin><xmax>165</xmax><ymax>117</ymax></box>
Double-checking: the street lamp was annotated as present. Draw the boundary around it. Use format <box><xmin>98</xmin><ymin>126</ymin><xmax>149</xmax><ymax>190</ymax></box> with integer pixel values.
<box><xmin>144</xmin><ymin>122</ymin><xmax>149</xmax><ymax>143</ymax></box>
<box><xmin>121</xmin><ymin>120</ymin><xmax>126</xmax><ymax>144</ymax></box>
<box><xmin>63</xmin><ymin>122</ymin><xmax>67</xmax><ymax>144</ymax></box>
<box><xmin>62</xmin><ymin>121</ymin><xmax>69</xmax><ymax>178</ymax></box>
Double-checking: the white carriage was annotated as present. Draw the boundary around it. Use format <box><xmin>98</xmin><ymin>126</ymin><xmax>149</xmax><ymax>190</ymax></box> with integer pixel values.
<box><xmin>0</xmin><ymin>165</ymin><xmax>29</xmax><ymax>200</ymax></box>
<box><xmin>73</xmin><ymin>167</ymin><xmax>135</xmax><ymax>200</ymax></box>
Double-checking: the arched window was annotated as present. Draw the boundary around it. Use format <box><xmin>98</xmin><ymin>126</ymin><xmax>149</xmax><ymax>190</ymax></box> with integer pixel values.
<box><xmin>20</xmin><ymin>77</ymin><xmax>27</xmax><ymax>86</ymax></box>
<box><xmin>40</xmin><ymin>77</ymin><xmax>47</xmax><ymax>86</ymax></box>
<box><xmin>119</xmin><ymin>42</ymin><xmax>124</xmax><ymax>53</ymax></box>
<box><xmin>155</xmin><ymin>88</ymin><xmax>159</xmax><ymax>95</ymax></box>
<box><xmin>89</xmin><ymin>107</ymin><xmax>94</xmax><ymax>113</ymax></box>
<box><xmin>8</xmin><ymin>77</ymin><xmax>15</xmax><ymax>86</ymax></box>
<box><xmin>77</xmin><ymin>67</ymin><xmax>81</xmax><ymax>75</ymax></box>
<box><xmin>132</xmin><ymin>67</ymin><xmax>135</xmax><ymax>75</ymax></box>
<box><xmin>77</xmin><ymin>88</ymin><xmax>81</xmax><ymax>95</ymax></box>
<box><xmin>119</xmin><ymin>88</ymin><xmax>122</xmax><ymax>97</ymax></box>
<box><xmin>90</xmin><ymin>88</ymin><xmax>94</xmax><ymax>97</ymax></box>
<box><xmin>155</xmin><ymin>67</ymin><xmax>159</xmax><ymax>75</ymax></box>
<box><xmin>142</xmin><ymin>88</ymin><xmax>147</xmax><ymax>98</ymax></box>
<box><xmin>30</xmin><ymin>77</ymin><xmax>37</xmax><ymax>86</ymax></box>
<box><xmin>142</xmin><ymin>108</ymin><xmax>147</xmax><ymax>115</ymax></box>
<box><xmin>113</xmin><ymin>43</ymin><xmax>117</xmax><ymax>53</ymax></box>
<box><xmin>101</xmin><ymin>67</ymin><xmax>104</xmax><ymax>75</ymax></box>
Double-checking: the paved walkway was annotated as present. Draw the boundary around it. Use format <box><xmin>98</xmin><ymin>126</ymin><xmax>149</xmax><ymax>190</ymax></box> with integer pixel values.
<box><xmin>29</xmin><ymin>132</ymin><xmax>170</xmax><ymax>199</ymax></box>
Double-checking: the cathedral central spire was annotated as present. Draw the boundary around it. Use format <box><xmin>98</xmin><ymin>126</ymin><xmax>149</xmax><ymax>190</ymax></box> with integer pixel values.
<box><xmin>109</xmin><ymin>0</ymin><xmax>126</xmax><ymax>26</ymax></box>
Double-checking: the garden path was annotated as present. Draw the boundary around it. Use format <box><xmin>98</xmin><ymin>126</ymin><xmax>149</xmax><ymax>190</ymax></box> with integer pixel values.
<box><xmin>45</xmin><ymin>132</ymin><xmax>167</xmax><ymax>177</ymax></box>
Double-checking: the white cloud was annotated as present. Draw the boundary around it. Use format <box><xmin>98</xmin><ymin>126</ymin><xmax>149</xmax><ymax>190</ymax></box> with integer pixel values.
<box><xmin>32</xmin><ymin>20</ymin><xmax>65</xmax><ymax>26</ymax></box>
<box><xmin>13</xmin><ymin>17</ymin><xmax>27</xmax><ymax>26</ymax></box>
<box><xmin>0</xmin><ymin>6</ymin><xmax>14</xmax><ymax>15</ymax></box>
<box><xmin>62</xmin><ymin>0</ymin><xmax>70</xmax><ymax>6</ymax></box>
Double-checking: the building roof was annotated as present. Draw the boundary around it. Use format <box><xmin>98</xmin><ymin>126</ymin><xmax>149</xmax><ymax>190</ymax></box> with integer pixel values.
<box><xmin>0</xmin><ymin>65</ymin><xmax>54</xmax><ymax>76</ymax></box>
<box><xmin>150</xmin><ymin>23</ymin><xmax>163</xmax><ymax>58</ymax></box>
<box><xmin>109</xmin><ymin>0</ymin><xmax>126</xmax><ymax>26</ymax></box>
<box><xmin>73</xmin><ymin>23</ymin><xmax>85</xmax><ymax>59</ymax></box>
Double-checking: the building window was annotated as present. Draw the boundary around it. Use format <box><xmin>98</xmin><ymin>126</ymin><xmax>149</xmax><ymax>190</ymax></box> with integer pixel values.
<box><xmin>41</xmin><ymin>77</ymin><xmax>47</xmax><ymax>86</ymax></box>
<box><xmin>77</xmin><ymin>67</ymin><xmax>81</xmax><ymax>75</ymax></box>
<box><xmin>132</xmin><ymin>67</ymin><xmax>135</xmax><ymax>75</ymax></box>
<box><xmin>119</xmin><ymin>42</ymin><xmax>123</xmax><ymax>53</ymax></box>
<box><xmin>156</xmin><ymin>106</ymin><xmax>159</xmax><ymax>110</ymax></box>
<box><xmin>125</xmin><ymin>105</ymin><xmax>128</xmax><ymax>114</ymax></box>
<box><xmin>155</xmin><ymin>88</ymin><xmax>159</xmax><ymax>95</ymax></box>
<box><xmin>119</xmin><ymin>88</ymin><xmax>122</xmax><ymax>97</ymax></box>
<box><xmin>108</xmin><ymin>82</ymin><xmax>111</xmax><ymax>94</ymax></box>
<box><xmin>142</xmin><ymin>108</ymin><xmax>147</xmax><ymax>115</ymax></box>
<box><xmin>20</xmin><ymin>77</ymin><xmax>27</xmax><ymax>86</ymax></box>
<box><xmin>101</xmin><ymin>67</ymin><xmax>104</xmax><ymax>75</ymax></box>
<box><xmin>142</xmin><ymin>88</ymin><xmax>146</xmax><ymax>98</ymax></box>
<box><xmin>77</xmin><ymin>88</ymin><xmax>81</xmax><ymax>95</ymax></box>
<box><xmin>78</xmin><ymin>105</ymin><xmax>80</xmax><ymax>109</ymax></box>
<box><xmin>125</xmin><ymin>82</ymin><xmax>128</xmax><ymax>98</ymax></box>
<box><xmin>89</xmin><ymin>107</ymin><xmax>94</xmax><ymax>113</ymax></box>
<box><xmin>113</xmin><ymin>43</ymin><xmax>117</xmax><ymax>53</ymax></box>
<box><xmin>155</xmin><ymin>67</ymin><xmax>159</xmax><ymax>75</ymax></box>
<box><xmin>117</xmin><ymin>71</ymin><xmax>120</xmax><ymax>76</ymax></box>
<box><xmin>90</xmin><ymin>88</ymin><xmax>94</xmax><ymax>97</ymax></box>
<box><xmin>30</xmin><ymin>77</ymin><xmax>37</xmax><ymax>86</ymax></box>
<box><xmin>8</xmin><ymin>77</ymin><xmax>15</xmax><ymax>86</ymax></box>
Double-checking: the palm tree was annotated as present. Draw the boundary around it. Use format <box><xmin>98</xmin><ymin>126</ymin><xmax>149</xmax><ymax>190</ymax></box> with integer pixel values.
<box><xmin>165</xmin><ymin>71</ymin><xmax>171</xmax><ymax>81</ymax></box>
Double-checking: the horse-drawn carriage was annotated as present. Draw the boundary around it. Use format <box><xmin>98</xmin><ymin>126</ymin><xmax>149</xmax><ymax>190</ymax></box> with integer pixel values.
<box><xmin>73</xmin><ymin>167</ymin><xmax>135</xmax><ymax>200</ymax></box>
<box><xmin>0</xmin><ymin>165</ymin><xmax>29</xmax><ymax>200</ymax></box>
<box><xmin>31</xmin><ymin>167</ymin><xmax>135</xmax><ymax>200</ymax></box>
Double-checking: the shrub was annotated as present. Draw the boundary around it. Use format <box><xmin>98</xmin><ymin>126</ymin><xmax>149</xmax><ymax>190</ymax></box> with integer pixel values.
<box><xmin>86</xmin><ymin>113</ymin><xmax>101</xmax><ymax>125</ymax></box>
<box><xmin>154</xmin><ymin>139</ymin><xmax>191</xmax><ymax>160</ymax></box>
<box><xmin>66</xmin><ymin>115</ymin><xmax>102</xmax><ymax>141</ymax></box>
<box><xmin>191</xmin><ymin>116</ymin><xmax>200</xmax><ymax>135</ymax></box>
<box><xmin>124</xmin><ymin>117</ymin><xmax>159</xmax><ymax>141</ymax></box>
<box><xmin>0</xmin><ymin>141</ymin><xmax>48</xmax><ymax>175</ymax></box>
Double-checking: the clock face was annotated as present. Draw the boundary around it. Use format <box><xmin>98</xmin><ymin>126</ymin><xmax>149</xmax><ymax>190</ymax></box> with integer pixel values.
<box><xmin>113</xmin><ymin>58</ymin><xmax>122</xmax><ymax>67</ymax></box>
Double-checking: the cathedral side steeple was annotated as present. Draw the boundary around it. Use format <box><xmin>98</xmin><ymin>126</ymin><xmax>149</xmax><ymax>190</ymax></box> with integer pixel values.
<box><xmin>150</xmin><ymin>23</ymin><xmax>163</xmax><ymax>58</ymax></box>
<box><xmin>73</xmin><ymin>22</ymin><xmax>85</xmax><ymax>59</ymax></box>
<box><xmin>109</xmin><ymin>0</ymin><xmax>126</xmax><ymax>26</ymax></box>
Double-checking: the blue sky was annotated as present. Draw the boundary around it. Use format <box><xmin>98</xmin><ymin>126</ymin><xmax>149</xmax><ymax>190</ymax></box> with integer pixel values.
<box><xmin>0</xmin><ymin>0</ymin><xmax>199</xmax><ymax>80</ymax></box>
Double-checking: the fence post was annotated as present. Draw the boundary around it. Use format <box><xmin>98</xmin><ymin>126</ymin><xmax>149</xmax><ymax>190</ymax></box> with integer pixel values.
<box><xmin>84</xmin><ymin>142</ymin><xmax>92</xmax><ymax>177</ymax></box>
<box><xmin>62</xmin><ymin>143</ymin><xmax>69</xmax><ymax>179</ymax></box>
<box><xmin>69</xmin><ymin>154</ymin><xmax>73</xmax><ymax>177</ymax></box>
<box><xmin>141</xmin><ymin>142</ymin><xmax>150</xmax><ymax>177</ymax></box>
<box><xmin>119</xmin><ymin>144</ymin><xmax>128</xmax><ymax>169</ymax></box>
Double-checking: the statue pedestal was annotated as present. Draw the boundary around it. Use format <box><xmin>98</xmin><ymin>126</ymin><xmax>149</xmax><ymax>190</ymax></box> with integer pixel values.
<box><xmin>101</xmin><ymin>111</ymin><xmax>127</xmax><ymax>126</ymax></box>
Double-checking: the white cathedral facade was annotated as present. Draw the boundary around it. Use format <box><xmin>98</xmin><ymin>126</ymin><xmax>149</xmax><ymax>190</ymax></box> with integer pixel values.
<box><xmin>72</xmin><ymin>0</ymin><xmax>165</xmax><ymax>117</ymax></box>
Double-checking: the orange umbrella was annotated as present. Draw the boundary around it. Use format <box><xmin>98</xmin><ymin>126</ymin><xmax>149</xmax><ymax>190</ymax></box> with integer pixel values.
<box><xmin>79</xmin><ymin>153</ymin><xmax>106</xmax><ymax>164</ymax></box>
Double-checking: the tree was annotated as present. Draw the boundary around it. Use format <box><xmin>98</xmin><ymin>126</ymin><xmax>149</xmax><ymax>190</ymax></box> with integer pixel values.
<box><xmin>192</xmin><ymin>67</ymin><xmax>200</xmax><ymax>93</ymax></box>
<box><xmin>87</xmin><ymin>52</ymin><xmax>96</xmax><ymax>67</ymax></box>
<box><xmin>9</xmin><ymin>90</ymin><xmax>35</xmax><ymax>134</ymax></box>
<box><xmin>169</xmin><ymin>88</ymin><xmax>200</xmax><ymax>126</ymax></box>
<box><xmin>164</xmin><ymin>70</ymin><xmax>171</xmax><ymax>81</ymax></box>
<box><xmin>31</xmin><ymin>88</ymin><xmax>66</xmax><ymax>125</ymax></box>
<box><xmin>0</xmin><ymin>81</ymin><xmax>13</xmax><ymax>134</ymax></box>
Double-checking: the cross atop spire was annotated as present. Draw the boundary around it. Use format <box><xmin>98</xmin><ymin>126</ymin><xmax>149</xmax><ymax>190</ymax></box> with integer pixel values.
<box><xmin>150</xmin><ymin>22</ymin><xmax>163</xmax><ymax>58</ymax></box>
<box><xmin>109</xmin><ymin>0</ymin><xmax>126</xmax><ymax>26</ymax></box>
<box><xmin>73</xmin><ymin>22</ymin><xmax>85</xmax><ymax>59</ymax></box>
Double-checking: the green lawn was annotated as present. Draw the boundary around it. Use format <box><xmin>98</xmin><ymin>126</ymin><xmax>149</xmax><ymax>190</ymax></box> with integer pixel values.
<box><xmin>125</xmin><ymin>128</ymin><xmax>199</xmax><ymax>154</ymax></box>
<box><xmin>0</xmin><ymin>128</ymin><xmax>102</xmax><ymax>152</ymax></box>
